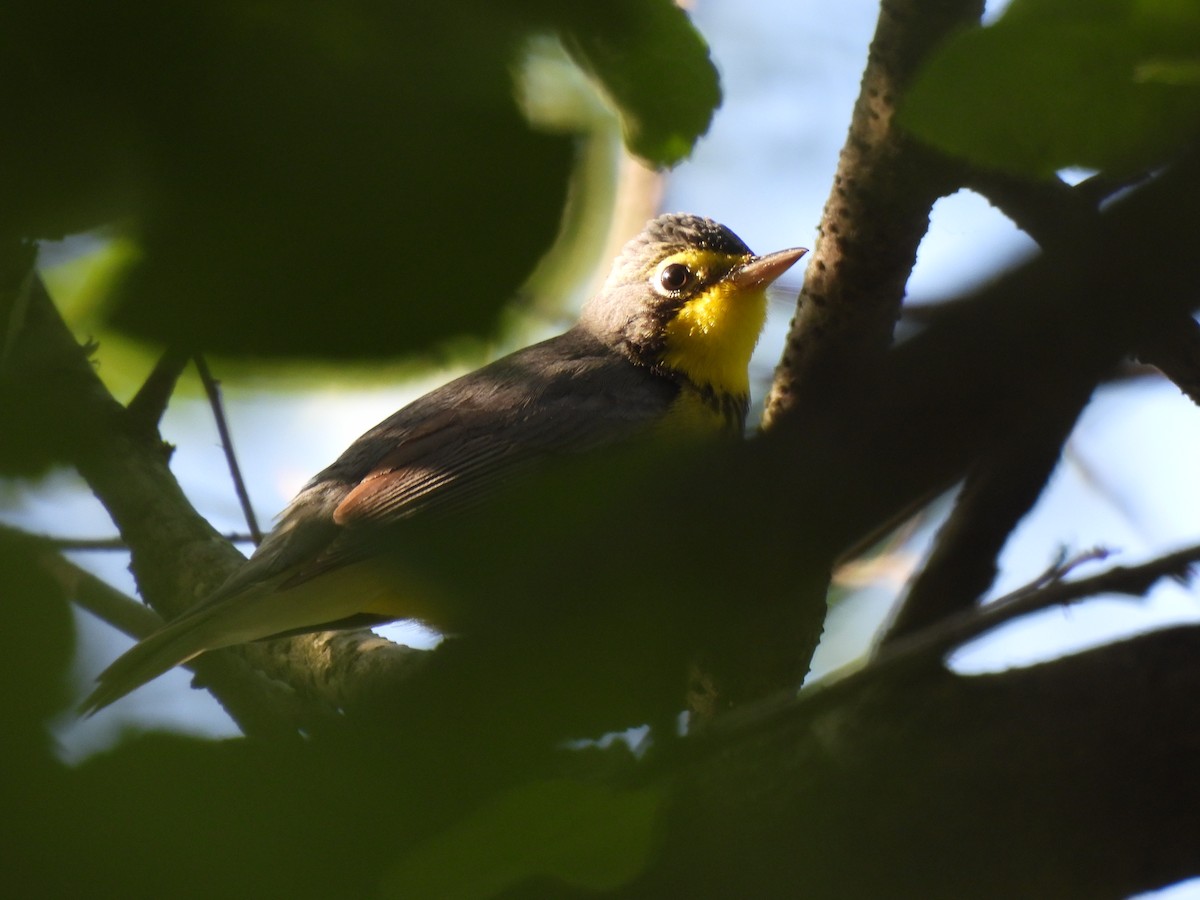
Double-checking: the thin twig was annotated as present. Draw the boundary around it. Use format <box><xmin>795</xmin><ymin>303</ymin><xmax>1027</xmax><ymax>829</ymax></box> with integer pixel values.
<box><xmin>877</xmin><ymin>542</ymin><xmax>1200</xmax><ymax>676</ymax></box>
<box><xmin>984</xmin><ymin>545</ymin><xmax>1112</xmax><ymax>605</ymax></box>
<box><xmin>41</xmin><ymin>549</ymin><xmax>164</xmax><ymax>639</ymax></box>
<box><xmin>706</xmin><ymin>543</ymin><xmax>1200</xmax><ymax>743</ymax></box>
<box><xmin>13</xmin><ymin>275</ymin><xmax>419</xmax><ymax>733</ymax></box>
<box><xmin>42</xmin><ymin>532</ymin><xmax>259</xmax><ymax>551</ymax></box>
<box><xmin>1074</xmin><ymin>169</ymin><xmax>1153</xmax><ymax>209</ymax></box>
<box><xmin>29</xmin><ymin>521</ymin><xmax>420</xmax><ymax>732</ymax></box>
<box><xmin>193</xmin><ymin>354</ymin><xmax>263</xmax><ymax>544</ymax></box>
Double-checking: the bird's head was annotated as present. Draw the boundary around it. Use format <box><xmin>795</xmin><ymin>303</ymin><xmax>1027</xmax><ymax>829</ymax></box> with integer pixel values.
<box><xmin>581</xmin><ymin>213</ymin><xmax>806</xmax><ymax>397</ymax></box>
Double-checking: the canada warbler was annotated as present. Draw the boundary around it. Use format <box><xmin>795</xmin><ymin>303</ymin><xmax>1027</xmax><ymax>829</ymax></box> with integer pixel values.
<box><xmin>83</xmin><ymin>213</ymin><xmax>805</xmax><ymax>713</ymax></box>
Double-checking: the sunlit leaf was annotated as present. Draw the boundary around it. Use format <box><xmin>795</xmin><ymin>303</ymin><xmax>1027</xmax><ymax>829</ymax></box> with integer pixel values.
<box><xmin>562</xmin><ymin>0</ymin><xmax>721</xmax><ymax>167</ymax></box>
<box><xmin>900</xmin><ymin>1</ymin><xmax>1200</xmax><ymax>176</ymax></box>
<box><xmin>0</xmin><ymin>1</ymin><xmax>575</xmax><ymax>358</ymax></box>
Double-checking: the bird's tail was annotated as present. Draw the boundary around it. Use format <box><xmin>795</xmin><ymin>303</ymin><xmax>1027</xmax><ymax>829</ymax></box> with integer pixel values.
<box><xmin>80</xmin><ymin>601</ymin><xmax>236</xmax><ymax>715</ymax></box>
<box><xmin>81</xmin><ymin>563</ymin><xmax>400</xmax><ymax>715</ymax></box>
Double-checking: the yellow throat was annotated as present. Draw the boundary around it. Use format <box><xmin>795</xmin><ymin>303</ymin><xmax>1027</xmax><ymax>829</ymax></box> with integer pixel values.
<box><xmin>657</xmin><ymin>249</ymin><xmax>770</xmax><ymax>397</ymax></box>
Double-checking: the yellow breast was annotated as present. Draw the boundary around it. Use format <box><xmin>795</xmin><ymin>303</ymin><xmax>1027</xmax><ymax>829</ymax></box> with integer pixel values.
<box><xmin>658</xmin><ymin>278</ymin><xmax>769</xmax><ymax>398</ymax></box>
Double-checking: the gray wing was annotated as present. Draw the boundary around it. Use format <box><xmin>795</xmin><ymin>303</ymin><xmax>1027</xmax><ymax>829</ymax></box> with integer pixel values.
<box><xmin>222</xmin><ymin>328</ymin><xmax>679</xmax><ymax>595</ymax></box>
<box><xmin>81</xmin><ymin>329</ymin><xmax>679</xmax><ymax>713</ymax></box>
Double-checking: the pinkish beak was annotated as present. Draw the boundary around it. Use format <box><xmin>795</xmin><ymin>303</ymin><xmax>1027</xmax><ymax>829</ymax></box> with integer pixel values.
<box><xmin>730</xmin><ymin>246</ymin><xmax>807</xmax><ymax>289</ymax></box>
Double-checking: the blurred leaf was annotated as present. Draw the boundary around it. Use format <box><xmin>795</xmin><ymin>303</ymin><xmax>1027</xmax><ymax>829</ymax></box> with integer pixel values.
<box><xmin>0</xmin><ymin>0</ymin><xmax>722</xmax><ymax>359</ymax></box>
<box><xmin>0</xmin><ymin>532</ymin><xmax>74</xmax><ymax>739</ymax></box>
<box><xmin>0</xmin><ymin>242</ymin><xmax>74</xmax><ymax>477</ymax></box>
<box><xmin>899</xmin><ymin>0</ymin><xmax>1200</xmax><ymax>176</ymax></box>
<box><xmin>0</xmin><ymin>1</ymin><xmax>574</xmax><ymax>358</ymax></box>
<box><xmin>383</xmin><ymin>779</ymin><xmax>664</xmax><ymax>899</ymax></box>
<box><xmin>38</xmin><ymin>239</ymin><xmax>165</xmax><ymax>401</ymax></box>
<box><xmin>999</xmin><ymin>0</ymin><xmax>1200</xmax><ymax>32</ymax></box>
<box><xmin>562</xmin><ymin>0</ymin><xmax>721</xmax><ymax>167</ymax></box>
<box><xmin>65</xmin><ymin>735</ymin><xmax>382</xmax><ymax>897</ymax></box>
<box><xmin>1136</xmin><ymin>59</ymin><xmax>1200</xmax><ymax>86</ymax></box>
<box><xmin>40</xmin><ymin>238</ymin><xmax>140</xmax><ymax>326</ymax></box>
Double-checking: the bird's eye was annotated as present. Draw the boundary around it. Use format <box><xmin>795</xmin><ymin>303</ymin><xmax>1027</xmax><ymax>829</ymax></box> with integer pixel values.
<box><xmin>658</xmin><ymin>263</ymin><xmax>692</xmax><ymax>293</ymax></box>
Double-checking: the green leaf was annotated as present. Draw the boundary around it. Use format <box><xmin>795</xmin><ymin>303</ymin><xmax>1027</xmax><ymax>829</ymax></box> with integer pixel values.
<box><xmin>0</xmin><ymin>1</ymin><xmax>574</xmax><ymax>358</ymax></box>
<box><xmin>899</xmin><ymin>1</ymin><xmax>1200</xmax><ymax>176</ymax></box>
<box><xmin>383</xmin><ymin>779</ymin><xmax>664</xmax><ymax>899</ymax></box>
<box><xmin>562</xmin><ymin>0</ymin><xmax>721</xmax><ymax>167</ymax></box>
<box><xmin>0</xmin><ymin>532</ymin><xmax>74</xmax><ymax>735</ymax></box>
<box><xmin>1136</xmin><ymin>58</ymin><xmax>1200</xmax><ymax>86</ymax></box>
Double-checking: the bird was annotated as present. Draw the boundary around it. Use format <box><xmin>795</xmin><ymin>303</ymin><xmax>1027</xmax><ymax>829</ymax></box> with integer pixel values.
<box><xmin>82</xmin><ymin>213</ymin><xmax>806</xmax><ymax>713</ymax></box>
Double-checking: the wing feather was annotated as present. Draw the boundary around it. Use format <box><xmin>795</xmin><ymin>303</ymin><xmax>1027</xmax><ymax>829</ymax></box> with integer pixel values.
<box><xmin>83</xmin><ymin>328</ymin><xmax>679</xmax><ymax>711</ymax></box>
<box><xmin>166</xmin><ymin>331</ymin><xmax>675</xmax><ymax>621</ymax></box>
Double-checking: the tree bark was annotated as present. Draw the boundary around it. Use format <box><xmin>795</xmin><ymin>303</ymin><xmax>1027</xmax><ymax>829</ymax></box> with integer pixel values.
<box><xmin>641</xmin><ymin>625</ymin><xmax>1200</xmax><ymax>899</ymax></box>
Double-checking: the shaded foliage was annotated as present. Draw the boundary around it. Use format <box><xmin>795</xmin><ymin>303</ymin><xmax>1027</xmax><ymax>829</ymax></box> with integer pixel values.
<box><xmin>3</xmin><ymin>0</ymin><xmax>1200</xmax><ymax>897</ymax></box>
<box><xmin>900</xmin><ymin>0</ymin><xmax>1200</xmax><ymax>176</ymax></box>
<box><xmin>0</xmin><ymin>0</ymin><xmax>717</xmax><ymax>358</ymax></box>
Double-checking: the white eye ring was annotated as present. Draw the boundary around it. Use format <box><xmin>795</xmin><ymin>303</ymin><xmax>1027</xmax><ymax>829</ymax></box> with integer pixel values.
<box><xmin>657</xmin><ymin>262</ymin><xmax>692</xmax><ymax>294</ymax></box>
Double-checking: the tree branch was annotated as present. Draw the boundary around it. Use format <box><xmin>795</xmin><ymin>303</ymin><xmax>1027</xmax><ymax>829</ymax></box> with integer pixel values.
<box><xmin>966</xmin><ymin>169</ymin><xmax>1200</xmax><ymax>406</ymax></box>
<box><xmin>691</xmin><ymin>0</ymin><xmax>986</xmax><ymax>722</ymax></box>
<box><xmin>644</xmin><ymin>624</ymin><xmax>1200</xmax><ymax>899</ymax></box>
<box><xmin>38</xmin><ymin>538</ymin><xmax>165</xmax><ymax>640</ymax></box>
<box><xmin>703</xmin><ymin>543</ymin><xmax>1192</xmax><ymax>742</ymax></box>
<box><xmin>762</xmin><ymin>0</ymin><xmax>984</xmax><ymax>429</ymax></box>
<box><xmin>878</xmin><ymin>161</ymin><xmax>1196</xmax><ymax>643</ymax></box>
<box><xmin>0</xmin><ymin>521</ymin><xmax>305</xmax><ymax>738</ymax></box>
<box><xmin>55</xmin><ymin>559</ymin><xmax>315</xmax><ymax>740</ymax></box>
<box><xmin>1137</xmin><ymin>314</ymin><xmax>1200</xmax><ymax>408</ymax></box>
<box><xmin>877</xmin><ymin>390</ymin><xmax>1086</xmax><ymax>645</ymax></box>
<box><xmin>5</xmin><ymin>272</ymin><xmax>425</xmax><ymax>730</ymax></box>
<box><xmin>33</xmin><ymin>532</ymin><xmax>257</xmax><ymax>551</ymax></box>
<box><xmin>897</xmin><ymin>540</ymin><xmax>1200</xmax><ymax>665</ymax></box>
<box><xmin>732</xmin><ymin>147</ymin><xmax>1200</xmax><ymax>612</ymax></box>
<box><xmin>125</xmin><ymin>346</ymin><xmax>189</xmax><ymax>434</ymax></box>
